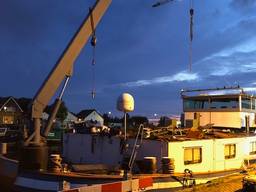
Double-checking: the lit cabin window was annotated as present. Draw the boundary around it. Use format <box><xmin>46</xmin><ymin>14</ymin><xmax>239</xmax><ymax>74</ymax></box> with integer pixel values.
<box><xmin>3</xmin><ymin>116</ymin><xmax>14</xmax><ymax>124</ymax></box>
<box><xmin>224</xmin><ymin>144</ymin><xmax>236</xmax><ymax>159</ymax></box>
<box><xmin>250</xmin><ymin>142</ymin><xmax>256</xmax><ymax>155</ymax></box>
<box><xmin>184</xmin><ymin>147</ymin><xmax>202</xmax><ymax>165</ymax></box>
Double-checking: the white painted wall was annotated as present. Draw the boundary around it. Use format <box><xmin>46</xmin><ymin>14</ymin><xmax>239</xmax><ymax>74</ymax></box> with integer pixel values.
<box><xmin>63</xmin><ymin>134</ymin><xmax>122</xmax><ymax>166</ymax></box>
<box><xmin>63</xmin><ymin>133</ymin><xmax>256</xmax><ymax>174</ymax></box>
<box><xmin>84</xmin><ymin>111</ymin><xmax>104</xmax><ymax>126</ymax></box>
<box><xmin>62</xmin><ymin>134</ymin><xmax>167</xmax><ymax>169</ymax></box>
<box><xmin>168</xmin><ymin>139</ymin><xmax>213</xmax><ymax>173</ymax></box>
<box><xmin>185</xmin><ymin>111</ymin><xmax>256</xmax><ymax>128</ymax></box>
<box><xmin>168</xmin><ymin>136</ymin><xmax>256</xmax><ymax>173</ymax></box>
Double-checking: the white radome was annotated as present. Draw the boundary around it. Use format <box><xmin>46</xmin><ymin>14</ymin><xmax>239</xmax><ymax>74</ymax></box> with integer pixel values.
<box><xmin>117</xmin><ymin>93</ymin><xmax>134</xmax><ymax>112</ymax></box>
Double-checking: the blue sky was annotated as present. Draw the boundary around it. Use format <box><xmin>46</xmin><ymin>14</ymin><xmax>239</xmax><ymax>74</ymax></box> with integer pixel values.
<box><xmin>0</xmin><ymin>0</ymin><xmax>256</xmax><ymax>117</ymax></box>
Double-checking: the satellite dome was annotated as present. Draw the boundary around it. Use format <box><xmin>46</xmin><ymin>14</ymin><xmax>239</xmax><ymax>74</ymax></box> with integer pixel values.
<box><xmin>117</xmin><ymin>93</ymin><xmax>134</xmax><ymax>112</ymax></box>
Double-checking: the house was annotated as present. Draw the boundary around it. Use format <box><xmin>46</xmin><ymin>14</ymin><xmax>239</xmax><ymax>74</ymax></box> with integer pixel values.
<box><xmin>77</xmin><ymin>109</ymin><xmax>104</xmax><ymax>126</ymax></box>
<box><xmin>0</xmin><ymin>97</ymin><xmax>25</xmax><ymax>126</ymax></box>
<box><xmin>63</xmin><ymin>112</ymin><xmax>77</xmax><ymax>129</ymax></box>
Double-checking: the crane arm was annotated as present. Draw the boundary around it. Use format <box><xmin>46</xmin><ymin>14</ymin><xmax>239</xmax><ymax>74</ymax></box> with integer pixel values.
<box><xmin>30</xmin><ymin>0</ymin><xmax>111</xmax><ymax>145</ymax></box>
<box><xmin>152</xmin><ymin>0</ymin><xmax>174</xmax><ymax>7</ymax></box>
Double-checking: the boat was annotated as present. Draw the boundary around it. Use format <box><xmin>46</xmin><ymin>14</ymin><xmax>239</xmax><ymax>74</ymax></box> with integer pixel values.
<box><xmin>0</xmin><ymin>0</ymin><xmax>254</xmax><ymax>190</ymax></box>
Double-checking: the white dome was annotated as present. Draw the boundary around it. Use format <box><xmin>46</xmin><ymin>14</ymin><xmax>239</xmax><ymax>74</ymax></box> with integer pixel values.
<box><xmin>117</xmin><ymin>93</ymin><xmax>134</xmax><ymax>112</ymax></box>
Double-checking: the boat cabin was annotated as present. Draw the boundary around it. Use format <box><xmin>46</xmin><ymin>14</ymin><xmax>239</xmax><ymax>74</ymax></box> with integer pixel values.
<box><xmin>182</xmin><ymin>87</ymin><xmax>256</xmax><ymax>130</ymax></box>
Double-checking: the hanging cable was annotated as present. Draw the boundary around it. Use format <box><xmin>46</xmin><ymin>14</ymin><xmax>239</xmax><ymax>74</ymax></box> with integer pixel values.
<box><xmin>89</xmin><ymin>7</ymin><xmax>97</xmax><ymax>99</ymax></box>
<box><xmin>189</xmin><ymin>0</ymin><xmax>194</xmax><ymax>72</ymax></box>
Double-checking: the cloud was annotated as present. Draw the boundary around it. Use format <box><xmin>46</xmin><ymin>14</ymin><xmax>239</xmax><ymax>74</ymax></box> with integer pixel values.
<box><xmin>229</xmin><ymin>0</ymin><xmax>256</xmax><ymax>14</ymax></box>
<box><xmin>121</xmin><ymin>71</ymin><xmax>199</xmax><ymax>87</ymax></box>
<box><xmin>194</xmin><ymin>36</ymin><xmax>256</xmax><ymax>77</ymax></box>
<box><xmin>243</xmin><ymin>87</ymin><xmax>256</xmax><ymax>92</ymax></box>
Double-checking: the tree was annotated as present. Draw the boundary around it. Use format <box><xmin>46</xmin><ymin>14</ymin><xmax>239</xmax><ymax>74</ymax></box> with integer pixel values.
<box><xmin>158</xmin><ymin>116</ymin><xmax>171</xmax><ymax>127</ymax></box>
<box><xmin>103</xmin><ymin>113</ymin><xmax>111</xmax><ymax>126</ymax></box>
<box><xmin>56</xmin><ymin>101</ymin><xmax>68</xmax><ymax>122</ymax></box>
<box><xmin>46</xmin><ymin>100</ymin><xmax>68</xmax><ymax>122</ymax></box>
<box><xmin>130</xmin><ymin>116</ymin><xmax>149</xmax><ymax>127</ymax></box>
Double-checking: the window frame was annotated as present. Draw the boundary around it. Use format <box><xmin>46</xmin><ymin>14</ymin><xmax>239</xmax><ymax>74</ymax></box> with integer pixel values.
<box><xmin>250</xmin><ymin>141</ymin><xmax>256</xmax><ymax>155</ymax></box>
<box><xmin>184</xmin><ymin>147</ymin><xmax>202</xmax><ymax>165</ymax></box>
<box><xmin>224</xmin><ymin>144</ymin><xmax>236</xmax><ymax>159</ymax></box>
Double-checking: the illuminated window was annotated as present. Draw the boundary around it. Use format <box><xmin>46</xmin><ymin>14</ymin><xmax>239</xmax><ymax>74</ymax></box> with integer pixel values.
<box><xmin>3</xmin><ymin>116</ymin><xmax>14</xmax><ymax>124</ymax></box>
<box><xmin>184</xmin><ymin>147</ymin><xmax>202</xmax><ymax>165</ymax></box>
<box><xmin>250</xmin><ymin>142</ymin><xmax>256</xmax><ymax>155</ymax></box>
<box><xmin>224</xmin><ymin>144</ymin><xmax>236</xmax><ymax>159</ymax></box>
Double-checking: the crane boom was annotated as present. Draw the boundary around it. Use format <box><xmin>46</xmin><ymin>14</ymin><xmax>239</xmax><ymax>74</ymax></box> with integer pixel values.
<box><xmin>30</xmin><ymin>0</ymin><xmax>112</xmax><ymax>145</ymax></box>
<box><xmin>152</xmin><ymin>0</ymin><xmax>174</xmax><ymax>7</ymax></box>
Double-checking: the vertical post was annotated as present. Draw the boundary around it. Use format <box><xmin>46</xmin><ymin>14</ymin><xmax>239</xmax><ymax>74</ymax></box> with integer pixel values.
<box><xmin>239</xmin><ymin>95</ymin><xmax>242</xmax><ymax>112</ymax></box>
<box><xmin>124</xmin><ymin>112</ymin><xmax>127</xmax><ymax>140</ymax></box>
<box><xmin>33</xmin><ymin>118</ymin><xmax>41</xmax><ymax>145</ymax></box>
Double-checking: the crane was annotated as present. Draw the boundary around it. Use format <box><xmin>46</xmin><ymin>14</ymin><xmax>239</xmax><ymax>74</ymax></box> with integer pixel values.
<box><xmin>20</xmin><ymin>0</ymin><xmax>112</xmax><ymax>171</ymax></box>
<box><xmin>152</xmin><ymin>0</ymin><xmax>195</xmax><ymax>71</ymax></box>
<box><xmin>152</xmin><ymin>0</ymin><xmax>175</xmax><ymax>7</ymax></box>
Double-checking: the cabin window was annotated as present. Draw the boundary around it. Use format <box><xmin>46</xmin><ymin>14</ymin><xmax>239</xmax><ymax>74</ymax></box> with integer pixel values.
<box><xmin>250</xmin><ymin>142</ymin><xmax>256</xmax><ymax>155</ymax></box>
<box><xmin>184</xmin><ymin>147</ymin><xmax>202</xmax><ymax>165</ymax></box>
<box><xmin>2</xmin><ymin>115</ymin><xmax>14</xmax><ymax>124</ymax></box>
<box><xmin>210</xmin><ymin>98</ymin><xmax>239</xmax><ymax>109</ymax></box>
<box><xmin>184</xmin><ymin>100</ymin><xmax>209</xmax><ymax>110</ymax></box>
<box><xmin>242</xmin><ymin>98</ymin><xmax>251</xmax><ymax>109</ymax></box>
<box><xmin>252</xmin><ymin>99</ymin><xmax>256</xmax><ymax>110</ymax></box>
<box><xmin>224</xmin><ymin>144</ymin><xmax>236</xmax><ymax>159</ymax></box>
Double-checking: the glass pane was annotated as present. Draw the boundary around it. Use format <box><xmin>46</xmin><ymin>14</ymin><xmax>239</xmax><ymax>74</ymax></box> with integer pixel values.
<box><xmin>3</xmin><ymin>116</ymin><xmax>14</xmax><ymax>124</ymax></box>
<box><xmin>230</xmin><ymin>145</ymin><xmax>235</xmax><ymax>155</ymax></box>
<box><xmin>211</xmin><ymin>98</ymin><xmax>239</xmax><ymax>109</ymax></box>
<box><xmin>224</xmin><ymin>145</ymin><xmax>230</xmax><ymax>157</ymax></box>
<box><xmin>184</xmin><ymin>148</ymin><xmax>192</xmax><ymax>162</ymax></box>
<box><xmin>193</xmin><ymin>148</ymin><xmax>201</xmax><ymax>162</ymax></box>
<box><xmin>242</xmin><ymin>98</ymin><xmax>251</xmax><ymax>109</ymax></box>
<box><xmin>184</xmin><ymin>100</ymin><xmax>209</xmax><ymax>110</ymax></box>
